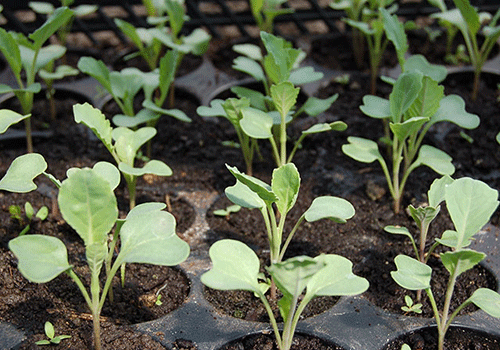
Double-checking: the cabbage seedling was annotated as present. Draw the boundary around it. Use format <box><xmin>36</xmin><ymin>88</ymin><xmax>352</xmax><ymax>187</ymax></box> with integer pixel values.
<box><xmin>224</xmin><ymin>163</ymin><xmax>355</xmax><ymax>267</ymax></box>
<box><xmin>7</xmin><ymin>164</ymin><xmax>189</xmax><ymax>350</ymax></box>
<box><xmin>201</xmin><ymin>239</ymin><xmax>369</xmax><ymax>350</ymax></box>
<box><xmin>432</xmin><ymin>1</ymin><xmax>500</xmax><ymax>100</ymax></box>
<box><xmin>73</xmin><ymin>103</ymin><xmax>173</xmax><ymax>210</ymax></box>
<box><xmin>342</xmin><ymin>68</ymin><xmax>479</xmax><ymax>213</ymax></box>
<box><xmin>35</xmin><ymin>321</ymin><xmax>71</xmax><ymax>346</ymax></box>
<box><xmin>249</xmin><ymin>0</ymin><xmax>294</xmax><ymax>33</ymax></box>
<box><xmin>0</xmin><ymin>6</ymin><xmax>73</xmax><ymax>152</ymax></box>
<box><xmin>391</xmin><ymin>177</ymin><xmax>500</xmax><ymax>350</ymax></box>
<box><xmin>9</xmin><ymin>201</ymin><xmax>49</xmax><ymax>236</ymax></box>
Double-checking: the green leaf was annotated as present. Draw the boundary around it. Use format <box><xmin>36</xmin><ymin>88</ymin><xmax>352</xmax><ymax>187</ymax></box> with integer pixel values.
<box><xmin>233</xmin><ymin>43</ymin><xmax>262</xmax><ymax>61</ymax></box>
<box><xmin>114</xmin><ymin>18</ymin><xmax>144</xmax><ymax>51</ymax></box>
<box><xmin>143</xmin><ymin>100</ymin><xmax>191</xmax><ymax>122</ymax></box>
<box><xmin>9</xmin><ymin>235</ymin><xmax>71</xmax><ymax>283</ymax></box>
<box><xmin>288</xmin><ymin>66</ymin><xmax>323</xmax><ymax>85</ymax></box>
<box><xmin>404</xmin><ymin>55</ymin><xmax>448</xmax><ymax>83</ymax></box>
<box><xmin>112</xmin><ymin>109</ymin><xmax>160</xmax><ymax>128</ymax></box>
<box><xmin>0</xmin><ymin>153</ymin><xmax>47</xmax><ymax>193</ymax></box>
<box><xmin>272</xmin><ymin>163</ymin><xmax>300</xmax><ymax>216</ymax></box>
<box><xmin>427</xmin><ymin>175</ymin><xmax>454</xmax><ymax>207</ymax></box>
<box><xmin>306</xmin><ymin>254</ymin><xmax>369</xmax><ymax>297</ymax></box>
<box><xmin>44</xmin><ymin>321</ymin><xmax>55</xmax><ymax>339</ymax></box>
<box><xmin>58</xmin><ymin>169</ymin><xmax>118</xmax><ymax>246</ymax></box>
<box><xmin>223</xmin><ymin>98</ymin><xmax>251</xmax><ymax>125</ymax></box>
<box><xmin>86</xmin><ymin>241</ymin><xmax>106</xmax><ymax>280</ymax></box>
<box><xmin>201</xmin><ymin>239</ymin><xmax>264</xmax><ymax>294</ymax></box>
<box><xmin>0</xmin><ymin>110</ymin><xmax>30</xmax><ymax>133</ymax></box>
<box><xmin>182</xmin><ymin>28</ymin><xmax>211</xmax><ymax>56</ymax></box>
<box><xmin>197</xmin><ymin>99</ymin><xmax>226</xmax><ymax>118</ymax></box>
<box><xmin>304</xmin><ymin>196</ymin><xmax>355</xmax><ymax>223</ymax></box>
<box><xmin>390</xmin><ymin>117</ymin><xmax>429</xmax><ymax>142</ymax></box>
<box><xmin>66</xmin><ymin>161</ymin><xmax>120</xmax><ymax>191</ymax></box>
<box><xmin>452</xmin><ymin>0</ymin><xmax>480</xmax><ymax>35</ymax></box>
<box><xmin>29</xmin><ymin>2</ymin><xmax>55</xmax><ymax>15</ymax></box>
<box><xmin>271</xmin><ymin>82</ymin><xmax>299</xmax><ymax>119</ymax></box>
<box><xmin>342</xmin><ymin>136</ymin><xmax>383</xmax><ymax>164</ymax></box>
<box><xmin>109</xmin><ymin>69</ymin><xmax>143</xmax><ymax>101</ymax></box>
<box><xmin>360</xmin><ymin>96</ymin><xmax>391</xmax><ymax>119</ymax></box>
<box><xmin>445</xmin><ymin>177</ymin><xmax>499</xmax><ymax>249</ymax></box>
<box><xmin>158</xmin><ymin>49</ymin><xmax>179</xmax><ymax>96</ymax></box>
<box><xmin>117</xmin><ymin>210</ymin><xmax>189</xmax><ymax>266</ymax></box>
<box><xmin>469</xmin><ymin>288</ymin><xmax>500</xmax><ymax>318</ymax></box>
<box><xmin>72</xmin><ymin>4</ymin><xmax>97</xmax><ymax>17</ymax></box>
<box><xmin>73</xmin><ymin>103</ymin><xmax>113</xmax><ymax>151</ymax></box>
<box><xmin>118</xmin><ymin>160</ymin><xmax>172</xmax><ymax>177</ymax></box>
<box><xmin>29</xmin><ymin>7</ymin><xmax>73</xmax><ymax>50</ymax></box>
<box><xmin>77</xmin><ymin>57</ymin><xmax>112</xmax><ymax>93</ymax></box>
<box><xmin>408</xmin><ymin>205</ymin><xmax>440</xmax><ymax>231</ymax></box>
<box><xmin>232</xmin><ymin>56</ymin><xmax>265</xmax><ymax>81</ymax></box>
<box><xmin>382</xmin><ymin>8</ymin><xmax>408</xmax><ymax>66</ymax></box>
<box><xmin>267</xmin><ymin>255</ymin><xmax>323</xmax><ymax>298</ymax></box>
<box><xmin>440</xmin><ymin>250</ymin><xmax>485</xmax><ymax>276</ymax></box>
<box><xmin>36</xmin><ymin>206</ymin><xmax>49</xmax><ymax>221</ymax></box>
<box><xmin>21</xmin><ymin>45</ymin><xmax>66</xmax><ymax>73</ymax></box>
<box><xmin>302</xmin><ymin>122</ymin><xmax>347</xmax><ymax>135</ymax></box>
<box><xmin>230</xmin><ymin>87</ymin><xmax>266</xmax><ymax>111</ymax></box>
<box><xmin>406</xmin><ymin>76</ymin><xmax>444</xmax><ymax>120</ymax></box>
<box><xmin>302</xmin><ymin>94</ymin><xmax>338</xmax><ymax>116</ymax></box>
<box><xmin>0</xmin><ymin>28</ymin><xmax>22</xmax><ymax>76</ymax></box>
<box><xmin>436</xmin><ymin>229</ymin><xmax>471</xmax><ymax>248</ymax></box>
<box><xmin>240</xmin><ymin>107</ymin><xmax>273</xmax><ymax>139</ymax></box>
<box><xmin>113</xmin><ymin>127</ymin><xmax>156</xmax><ymax>165</ymax></box>
<box><xmin>226</xmin><ymin>164</ymin><xmax>277</xmax><ymax>202</ymax></box>
<box><xmin>25</xmin><ymin>202</ymin><xmax>34</xmax><ymax>220</ymax></box>
<box><xmin>385</xmin><ymin>225</ymin><xmax>413</xmax><ymax>240</ymax></box>
<box><xmin>390</xmin><ymin>72</ymin><xmax>423</xmax><ymax>123</ymax></box>
<box><xmin>39</xmin><ymin>64</ymin><xmax>79</xmax><ymax>80</ymax></box>
<box><xmin>429</xmin><ymin>95</ymin><xmax>479</xmax><ymax>129</ymax></box>
<box><xmin>225</xmin><ymin>181</ymin><xmax>266</xmax><ymax>209</ymax></box>
<box><xmin>412</xmin><ymin>145</ymin><xmax>454</xmax><ymax>175</ymax></box>
<box><xmin>391</xmin><ymin>254</ymin><xmax>432</xmax><ymax>290</ymax></box>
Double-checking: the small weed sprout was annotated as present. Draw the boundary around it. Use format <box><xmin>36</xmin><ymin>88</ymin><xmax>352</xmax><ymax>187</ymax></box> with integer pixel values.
<box><xmin>35</xmin><ymin>321</ymin><xmax>71</xmax><ymax>346</ymax></box>
<box><xmin>9</xmin><ymin>201</ymin><xmax>49</xmax><ymax>236</ymax></box>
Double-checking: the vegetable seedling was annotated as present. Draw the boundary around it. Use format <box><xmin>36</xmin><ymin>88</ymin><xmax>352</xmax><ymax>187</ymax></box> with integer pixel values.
<box><xmin>35</xmin><ymin>321</ymin><xmax>71</xmax><ymax>346</ymax></box>
<box><xmin>432</xmin><ymin>1</ymin><xmax>500</xmax><ymax>100</ymax></box>
<box><xmin>0</xmin><ymin>6</ymin><xmax>73</xmax><ymax>152</ymax></box>
<box><xmin>213</xmin><ymin>204</ymin><xmax>241</xmax><ymax>218</ymax></box>
<box><xmin>2</xmin><ymin>155</ymin><xmax>190</xmax><ymax>350</ymax></box>
<box><xmin>72</xmin><ymin>102</ymin><xmax>173</xmax><ymax>210</ymax></box>
<box><xmin>202</xmin><ymin>239</ymin><xmax>369</xmax><ymax>350</ymax></box>
<box><xmin>9</xmin><ymin>201</ymin><xmax>49</xmax><ymax>236</ymax></box>
<box><xmin>391</xmin><ymin>177</ymin><xmax>500</xmax><ymax>350</ymax></box>
<box><xmin>342</xmin><ymin>64</ymin><xmax>479</xmax><ymax>213</ymax></box>
<box><xmin>401</xmin><ymin>295</ymin><xmax>422</xmax><ymax>314</ymax></box>
<box><xmin>249</xmin><ymin>0</ymin><xmax>294</xmax><ymax>33</ymax></box>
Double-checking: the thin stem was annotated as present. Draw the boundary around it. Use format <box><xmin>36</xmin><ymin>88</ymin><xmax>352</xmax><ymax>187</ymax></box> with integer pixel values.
<box><xmin>278</xmin><ymin>215</ymin><xmax>305</xmax><ymax>262</ymax></box>
<box><xmin>258</xmin><ymin>294</ymin><xmax>283</xmax><ymax>349</ymax></box>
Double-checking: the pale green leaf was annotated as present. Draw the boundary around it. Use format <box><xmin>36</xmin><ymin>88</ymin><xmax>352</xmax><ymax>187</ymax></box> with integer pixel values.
<box><xmin>113</xmin><ymin>127</ymin><xmax>156</xmax><ymax>165</ymax></box>
<box><xmin>118</xmin><ymin>160</ymin><xmax>172</xmax><ymax>177</ymax></box>
<box><xmin>289</xmin><ymin>66</ymin><xmax>324</xmax><ymax>85</ymax></box>
<box><xmin>230</xmin><ymin>87</ymin><xmax>266</xmax><ymax>111</ymax></box>
<box><xmin>73</xmin><ymin>103</ymin><xmax>113</xmax><ymax>151</ymax></box>
<box><xmin>143</xmin><ymin>100</ymin><xmax>191</xmax><ymax>122</ymax></box>
<box><xmin>360</xmin><ymin>96</ymin><xmax>391</xmax><ymax>119</ymax></box>
<box><xmin>469</xmin><ymin>288</ymin><xmax>500</xmax><ymax>318</ymax></box>
<box><xmin>412</xmin><ymin>145</ymin><xmax>455</xmax><ymax>175</ymax></box>
<box><xmin>390</xmin><ymin>117</ymin><xmax>429</xmax><ymax>142</ymax></box>
<box><xmin>66</xmin><ymin>161</ymin><xmax>120</xmax><ymax>191</ymax></box>
<box><xmin>429</xmin><ymin>95</ymin><xmax>479</xmax><ymax>129</ymax></box>
<box><xmin>112</xmin><ymin>109</ymin><xmax>159</xmax><ymax>128</ymax></box>
<box><xmin>302</xmin><ymin>94</ymin><xmax>338</xmax><ymax>117</ymax></box>
<box><xmin>404</xmin><ymin>55</ymin><xmax>448</xmax><ymax>83</ymax></box>
<box><xmin>240</xmin><ymin>107</ymin><xmax>273</xmax><ymax>139</ymax></box>
<box><xmin>428</xmin><ymin>175</ymin><xmax>454</xmax><ymax>207</ymax></box>
<box><xmin>0</xmin><ymin>110</ymin><xmax>30</xmax><ymax>133</ymax></box>
<box><xmin>272</xmin><ymin>163</ymin><xmax>300</xmax><ymax>216</ymax></box>
<box><xmin>342</xmin><ymin>136</ymin><xmax>383</xmax><ymax>163</ymax></box>
<box><xmin>304</xmin><ymin>196</ymin><xmax>355</xmax><ymax>223</ymax></box>
<box><xmin>225</xmin><ymin>181</ymin><xmax>266</xmax><ymax>209</ymax></box>
<box><xmin>302</xmin><ymin>122</ymin><xmax>347</xmax><ymax>135</ymax></box>
<box><xmin>271</xmin><ymin>82</ymin><xmax>299</xmax><ymax>119</ymax></box>
<box><xmin>29</xmin><ymin>7</ymin><xmax>73</xmax><ymax>50</ymax></box>
<box><xmin>77</xmin><ymin>57</ymin><xmax>112</xmax><ymax>93</ymax></box>
<box><xmin>196</xmin><ymin>99</ymin><xmax>226</xmax><ymax>118</ymax></box>
<box><xmin>0</xmin><ymin>28</ymin><xmax>21</xmax><ymax>77</ymax></box>
<box><xmin>0</xmin><ymin>153</ymin><xmax>47</xmax><ymax>193</ymax></box>
<box><xmin>233</xmin><ymin>43</ymin><xmax>263</xmax><ymax>61</ymax></box>
<box><xmin>407</xmin><ymin>77</ymin><xmax>444</xmax><ymax>120</ymax></box>
<box><xmin>226</xmin><ymin>164</ymin><xmax>277</xmax><ymax>202</ymax></box>
<box><xmin>440</xmin><ymin>250</ymin><xmax>485</xmax><ymax>276</ymax></box>
<box><xmin>382</xmin><ymin>8</ymin><xmax>408</xmax><ymax>66</ymax></box>
<box><xmin>390</xmin><ymin>71</ymin><xmax>423</xmax><ymax>123</ymax></box>
<box><xmin>391</xmin><ymin>254</ymin><xmax>432</xmax><ymax>290</ymax></box>
<box><xmin>232</xmin><ymin>56</ymin><xmax>265</xmax><ymax>81</ymax></box>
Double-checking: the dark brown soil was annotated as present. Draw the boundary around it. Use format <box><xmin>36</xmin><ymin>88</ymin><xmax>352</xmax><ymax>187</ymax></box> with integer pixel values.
<box><xmin>220</xmin><ymin>332</ymin><xmax>345</xmax><ymax>350</ymax></box>
<box><xmin>383</xmin><ymin>326</ymin><xmax>500</xmax><ymax>350</ymax></box>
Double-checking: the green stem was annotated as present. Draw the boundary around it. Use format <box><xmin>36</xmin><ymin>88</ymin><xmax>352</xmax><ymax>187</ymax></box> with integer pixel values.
<box><xmin>258</xmin><ymin>294</ymin><xmax>283</xmax><ymax>349</ymax></box>
<box><xmin>278</xmin><ymin>216</ymin><xmax>305</xmax><ymax>262</ymax></box>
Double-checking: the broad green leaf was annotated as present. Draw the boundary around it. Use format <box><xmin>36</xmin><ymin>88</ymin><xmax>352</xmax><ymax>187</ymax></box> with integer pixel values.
<box><xmin>261</xmin><ymin>31</ymin><xmax>296</xmax><ymax>83</ymax></box>
<box><xmin>240</xmin><ymin>107</ymin><xmax>273</xmax><ymax>139</ymax></box>
<box><xmin>67</xmin><ymin>161</ymin><xmax>120</xmax><ymax>191</ymax></box>
<box><xmin>385</xmin><ymin>225</ymin><xmax>413</xmax><ymax>240</ymax></box>
<box><xmin>117</xmin><ymin>210</ymin><xmax>189</xmax><ymax>266</ymax></box>
<box><xmin>223</xmin><ymin>98</ymin><xmax>251</xmax><ymax>125</ymax></box>
<box><xmin>73</xmin><ymin>4</ymin><xmax>98</xmax><ymax>17</ymax></box>
<box><xmin>407</xmin><ymin>77</ymin><xmax>444</xmax><ymax>120</ymax></box>
<box><xmin>267</xmin><ymin>255</ymin><xmax>323</xmax><ymax>298</ymax></box>
<box><xmin>142</xmin><ymin>100</ymin><xmax>191</xmax><ymax>122</ymax></box>
<box><xmin>452</xmin><ymin>0</ymin><xmax>480</xmax><ymax>35</ymax></box>
<box><xmin>342</xmin><ymin>136</ymin><xmax>383</xmax><ymax>163</ymax></box>
<box><xmin>391</xmin><ymin>254</ymin><xmax>432</xmax><ymax>290</ymax></box>
<box><xmin>302</xmin><ymin>122</ymin><xmax>347</xmax><ymax>135</ymax></box>
<box><xmin>272</xmin><ymin>163</ymin><xmax>300</xmax><ymax>216</ymax></box>
<box><xmin>469</xmin><ymin>288</ymin><xmax>500</xmax><ymax>318</ymax></box>
<box><xmin>412</xmin><ymin>145</ymin><xmax>454</xmax><ymax>175</ymax></box>
<box><xmin>382</xmin><ymin>8</ymin><xmax>408</xmax><ymax>66</ymax></box>
<box><xmin>126</xmin><ymin>202</ymin><xmax>166</xmax><ymax>219</ymax></box>
<box><xmin>428</xmin><ymin>0</ymin><xmax>447</xmax><ymax>12</ymax></box>
<box><xmin>360</xmin><ymin>96</ymin><xmax>391</xmax><ymax>119</ymax></box>
<box><xmin>73</xmin><ymin>103</ymin><xmax>113</xmax><ymax>151</ymax></box>
<box><xmin>0</xmin><ymin>28</ymin><xmax>22</xmax><ymax>76</ymax></box>
<box><xmin>109</xmin><ymin>70</ymin><xmax>143</xmax><ymax>100</ymax></box>
<box><xmin>158</xmin><ymin>49</ymin><xmax>179</xmax><ymax>96</ymax></box>
<box><xmin>226</xmin><ymin>164</ymin><xmax>277</xmax><ymax>202</ymax></box>
<box><xmin>113</xmin><ymin>127</ymin><xmax>156</xmax><ymax>165</ymax></box>
<box><xmin>164</xmin><ymin>0</ymin><xmax>185</xmax><ymax>38</ymax></box>
<box><xmin>271</xmin><ymin>82</ymin><xmax>299</xmax><ymax>119</ymax></box>
<box><xmin>35</xmin><ymin>206</ymin><xmax>49</xmax><ymax>221</ymax></box>
<box><xmin>118</xmin><ymin>160</ymin><xmax>172</xmax><ymax>177</ymax></box>
<box><xmin>233</xmin><ymin>43</ymin><xmax>262</xmax><ymax>61</ymax></box>
<box><xmin>408</xmin><ymin>205</ymin><xmax>440</xmax><ymax>230</ymax></box>
<box><xmin>197</xmin><ymin>99</ymin><xmax>225</xmax><ymax>118</ymax></box>
<box><xmin>440</xmin><ymin>250</ymin><xmax>485</xmax><ymax>276</ymax></box>
<box><xmin>39</xmin><ymin>65</ymin><xmax>78</xmax><ymax>80</ymax></box>
<box><xmin>429</xmin><ymin>95</ymin><xmax>479</xmax><ymax>129</ymax></box>
<box><xmin>29</xmin><ymin>7</ymin><xmax>73</xmax><ymax>50</ymax></box>
<box><xmin>201</xmin><ymin>239</ymin><xmax>263</xmax><ymax>294</ymax></box>
<box><xmin>428</xmin><ymin>175</ymin><xmax>454</xmax><ymax>207</ymax></box>
<box><xmin>390</xmin><ymin>117</ymin><xmax>429</xmax><ymax>142</ymax></box>
<box><xmin>345</xmin><ymin>19</ymin><xmax>373</xmax><ymax>35</ymax></box>
<box><xmin>58</xmin><ymin>169</ymin><xmax>118</xmax><ymax>246</ymax></box>
<box><xmin>230</xmin><ymin>87</ymin><xmax>266</xmax><ymax>111</ymax></box>
<box><xmin>114</xmin><ymin>18</ymin><xmax>144</xmax><ymax>50</ymax></box>
<box><xmin>225</xmin><ymin>181</ymin><xmax>266</xmax><ymax>209</ymax></box>
<box><xmin>86</xmin><ymin>241</ymin><xmax>106</xmax><ymax>278</ymax></box>
<box><xmin>77</xmin><ymin>57</ymin><xmax>112</xmax><ymax>93</ymax></box>
<box><xmin>404</xmin><ymin>55</ymin><xmax>447</xmax><ymax>83</ymax></box>
<box><xmin>306</xmin><ymin>254</ymin><xmax>369</xmax><ymax>297</ymax></box>
<box><xmin>435</xmin><ymin>229</ymin><xmax>471</xmax><ymax>248</ymax></box>
<box><xmin>112</xmin><ymin>109</ymin><xmax>160</xmax><ymax>128</ymax></box>
<box><xmin>44</xmin><ymin>321</ymin><xmax>55</xmax><ymax>339</ymax></box>
<box><xmin>0</xmin><ymin>153</ymin><xmax>47</xmax><ymax>193</ymax></box>
<box><xmin>0</xmin><ymin>110</ymin><xmax>30</xmax><ymax>133</ymax></box>
<box><xmin>289</xmin><ymin>66</ymin><xmax>324</xmax><ymax>85</ymax></box>
<box><xmin>0</xmin><ymin>83</ymin><xmax>41</xmax><ymax>94</ymax></box>
<box><xmin>390</xmin><ymin>72</ymin><xmax>423</xmax><ymax>123</ymax></box>
<box><xmin>232</xmin><ymin>56</ymin><xmax>265</xmax><ymax>81</ymax></box>
<box><xmin>29</xmin><ymin>2</ymin><xmax>55</xmax><ymax>14</ymax></box>
<box><xmin>302</xmin><ymin>94</ymin><xmax>338</xmax><ymax>117</ymax></box>
<box><xmin>304</xmin><ymin>196</ymin><xmax>355</xmax><ymax>223</ymax></box>
<box><xmin>445</xmin><ymin>177</ymin><xmax>499</xmax><ymax>249</ymax></box>
<box><xmin>9</xmin><ymin>235</ymin><xmax>71</xmax><ymax>283</ymax></box>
